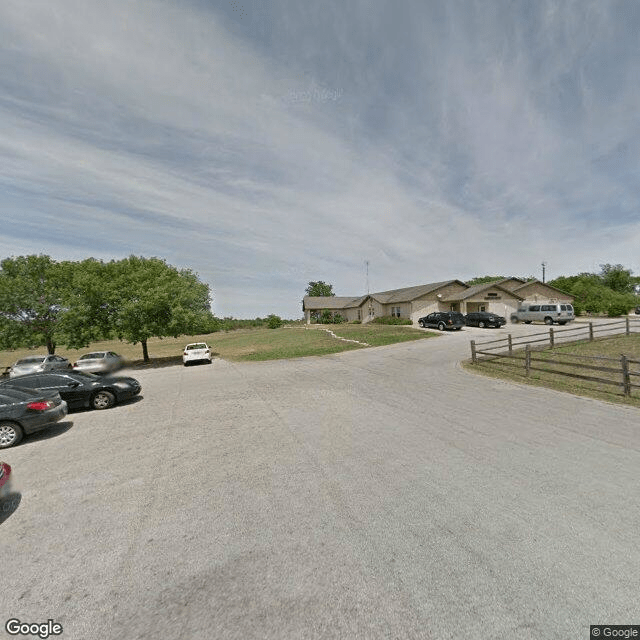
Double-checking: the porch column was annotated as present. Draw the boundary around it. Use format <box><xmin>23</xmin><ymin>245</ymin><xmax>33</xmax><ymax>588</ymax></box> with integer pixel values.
<box><xmin>305</xmin><ymin>309</ymin><xmax>311</xmax><ymax>324</ymax></box>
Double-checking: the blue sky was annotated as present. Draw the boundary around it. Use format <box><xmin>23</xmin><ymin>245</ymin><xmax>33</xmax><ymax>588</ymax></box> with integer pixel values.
<box><xmin>1</xmin><ymin>0</ymin><xmax>639</xmax><ymax>318</ymax></box>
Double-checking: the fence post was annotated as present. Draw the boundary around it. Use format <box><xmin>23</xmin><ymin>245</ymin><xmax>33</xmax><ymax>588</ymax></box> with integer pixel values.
<box><xmin>626</xmin><ymin>316</ymin><xmax>630</xmax><ymax>335</ymax></box>
<box><xmin>470</xmin><ymin>340</ymin><xmax>477</xmax><ymax>364</ymax></box>
<box><xmin>589</xmin><ymin>322</ymin><xmax>594</xmax><ymax>341</ymax></box>
<box><xmin>549</xmin><ymin>327</ymin><xmax>554</xmax><ymax>348</ymax></box>
<box><xmin>525</xmin><ymin>345</ymin><xmax>531</xmax><ymax>377</ymax></box>
<box><xmin>621</xmin><ymin>355</ymin><xmax>631</xmax><ymax>396</ymax></box>
<box><xmin>508</xmin><ymin>334</ymin><xmax>513</xmax><ymax>354</ymax></box>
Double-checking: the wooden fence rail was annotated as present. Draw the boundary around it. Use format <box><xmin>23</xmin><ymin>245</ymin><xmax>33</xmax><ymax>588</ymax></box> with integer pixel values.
<box><xmin>469</xmin><ymin>320</ymin><xmax>640</xmax><ymax>396</ymax></box>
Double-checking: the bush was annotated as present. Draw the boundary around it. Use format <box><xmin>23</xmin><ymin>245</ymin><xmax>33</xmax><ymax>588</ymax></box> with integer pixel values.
<box><xmin>572</xmin><ymin>302</ymin><xmax>583</xmax><ymax>316</ymax></box>
<box><xmin>372</xmin><ymin>316</ymin><xmax>413</xmax><ymax>325</ymax></box>
<box><xmin>350</xmin><ymin>320</ymin><xmax>361</xmax><ymax>324</ymax></box>
<box><xmin>607</xmin><ymin>302</ymin><xmax>630</xmax><ymax>317</ymax></box>
<box><xmin>320</xmin><ymin>310</ymin><xmax>333</xmax><ymax>324</ymax></box>
<box><xmin>333</xmin><ymin>314</ymin><xmax>344</xmax><ymax>324</ymax></box>
<box><xmin>266</xmin><ymin>314</ymin><xmax>283</xmax><ymax>329</ymax></box>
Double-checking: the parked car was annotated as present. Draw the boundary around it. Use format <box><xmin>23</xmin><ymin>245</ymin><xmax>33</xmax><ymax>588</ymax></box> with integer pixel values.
<box><xmin>464</xmin><ymin>311</ymin><xmax>506</xmax><ymax>328</ymax></box>
<box><xmin>73</xmin><ymin>351</ymin><xmax>125</xmax><ymax>375</ymax></box>
<box><xmin>0</xmin><ymin>371</ymin><xmax>141</xmax><ymax>411</ymax></box>
<box><xmin>0</xmin><ymin>461</ymin><xmax>12</xmax><ymax>498</ymax></box>
<box><xmin>8</xmin><ymin>355</ymin><xmax>72</xmax><ymax>379</ymax></box>
<box><xmin>635</xmin><ymin>306</ymin><xmax>640</xmax><ymax>315</ymax></box>
<box><xmin>183</xmin><ymin>343</ymin><xmax>212</xmax><ymax>366</ymax></box>
<box><xmin>510</xmin><ymin>303</ymin><xmax>575</xmax><ymax>325</ymax></box>
<box><xmin>418</xmin><ymin>312</ymin><xmax>466</xmax><ymax>331</ymax></box>
<box><xmin>0</xmin><ymin>387</ymin><xmax>68</xmax><ymax>448</ymax></box>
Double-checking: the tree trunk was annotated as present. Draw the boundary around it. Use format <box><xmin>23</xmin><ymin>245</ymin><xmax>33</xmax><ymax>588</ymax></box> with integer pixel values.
<box><xmin>141</xmin><ymin>339</ymin><xmax>150</xmax><ymax>363</ymax></box>
<box><xmin>46</xmin><ymin>337</ymin><xmax>56</xmax><ymax>354</ymax></box>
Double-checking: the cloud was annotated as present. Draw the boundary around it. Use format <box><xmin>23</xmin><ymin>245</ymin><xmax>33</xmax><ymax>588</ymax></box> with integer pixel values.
<box><xmin>1</xmin><ymin>0</ymin><xmax>639</xmax><ymax>317</ymax></box>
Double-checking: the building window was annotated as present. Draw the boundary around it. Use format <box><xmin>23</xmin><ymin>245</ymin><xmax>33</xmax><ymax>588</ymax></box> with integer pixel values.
<box><xmin>487</xmin><ymin>292</ymin><xmax>498</xmax><ymax>298</ymax></box>
<box><xmin>357</xmin><ymin>309</ymin><xmax>361</xmax><ymax>320</ymax></box>
<box><xmin>391</xmin><ymin>306</ymin><xmax>401</xmax><ymax>317</ymax></box>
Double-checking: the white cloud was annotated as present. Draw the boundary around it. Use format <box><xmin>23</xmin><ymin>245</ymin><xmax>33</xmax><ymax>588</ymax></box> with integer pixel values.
<box><xmin>1</xmin><ymin>0</ymin><xmax>639</xmax><ymax>317</ymax></box>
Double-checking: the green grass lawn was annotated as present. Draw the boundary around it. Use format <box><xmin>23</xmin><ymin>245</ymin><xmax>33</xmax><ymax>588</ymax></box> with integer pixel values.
<box><xmin>463</xmin><ymin>333</ymin><xmax>640</xmax><ymax>408</ymax></box>
<box><xmin>0</xmin><ymin>323</ymin><xmax>438</xmax><ymax>369</ymax></box>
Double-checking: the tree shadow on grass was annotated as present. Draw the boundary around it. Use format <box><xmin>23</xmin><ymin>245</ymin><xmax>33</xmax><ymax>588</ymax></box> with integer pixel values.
<box><xmin>126</xmin><ymin>354</ymin><xmax>221</xmax><ymax>370</ymax></box>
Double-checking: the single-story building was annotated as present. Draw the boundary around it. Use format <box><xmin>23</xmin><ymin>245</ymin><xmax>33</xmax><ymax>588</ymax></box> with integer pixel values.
<box><xmin>302</xmin><ymin>278</ymin><xmax>574</xmax><ymax>324</ymax></box>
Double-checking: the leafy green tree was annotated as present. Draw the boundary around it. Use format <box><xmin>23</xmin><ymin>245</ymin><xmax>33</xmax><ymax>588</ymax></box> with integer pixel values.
<box><xmin>103</xmin><ymin>256</ymin><xmax>212</xmax><ymax>362</ymax></box>
<box><xmin>465</xmin><ymin>276</ymin><xmax>505</xmax><ymax>286</ymax></box>
<box><xmin>0</xmin><ymin>255</ymin><xmax>68</xmax><ymax>353</ymax></box>
<box><xmin>305</xmin><ymin>281</ymin><xmax>335</xmax><ymax>297</ymax></box>
<box><xmin>599</xmin><ymin>264</ymin><xmax>633</xmax><ymax>293</ymax></box>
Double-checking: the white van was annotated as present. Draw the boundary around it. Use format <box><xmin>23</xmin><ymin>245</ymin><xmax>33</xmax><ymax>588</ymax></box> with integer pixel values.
<box><xmin>510</xmin><ymin>303</ymin><xmax>575</xmax><ymax>325</ymax></box>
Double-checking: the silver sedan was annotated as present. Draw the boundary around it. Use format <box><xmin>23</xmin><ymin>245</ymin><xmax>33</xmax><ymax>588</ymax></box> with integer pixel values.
<box><xmin>72</xmin><ymin>351</ymin><xmax>125</xmax><ymax>375</ymax></box>
<box><xmin>9</xmin><ymin>355</ymin><xmax>72</xmax><ymax>378</ymax></box>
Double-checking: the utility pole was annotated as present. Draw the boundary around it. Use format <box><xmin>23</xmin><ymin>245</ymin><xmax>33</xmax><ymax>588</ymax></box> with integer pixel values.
<box><xmin>541</xmin><ymin>262</ymin><xmax>546</xmax><ymax>283</ymax></box>
<box><xmin>365</xmin><ymin>260</ymin><xmax>370</xmax><ymax>294</ymax></box>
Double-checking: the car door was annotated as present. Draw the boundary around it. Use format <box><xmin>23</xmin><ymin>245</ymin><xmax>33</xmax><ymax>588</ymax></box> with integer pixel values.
<box><xmin>37</xmin><ymin>374</ymin><xmax>87</xmax><ymax>407</ymax></box>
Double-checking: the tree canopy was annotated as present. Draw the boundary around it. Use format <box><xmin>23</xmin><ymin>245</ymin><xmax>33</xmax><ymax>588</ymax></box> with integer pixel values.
<box><xmin>0</xmin><ymin>255</ymin><xmax>66</xmax><ymax>354</ymax></box>
<box><xmin>305</xmin><ymin>281</ymin><xmax>335</xmax><ymax>297</ymax></box>
<box><xmin>0</xmin><ymin>255</ymin><xmax>213</xmax><ymax>361</ymax></box>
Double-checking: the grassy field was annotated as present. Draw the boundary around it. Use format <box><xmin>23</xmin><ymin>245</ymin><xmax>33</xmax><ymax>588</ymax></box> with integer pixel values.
<box><xmin>463</xmin><ymin>333</ymin><xmax>640</xmax><ymax>408</ymax></box>
<box><xmin>0</xmin><ymin>323</ymin><xmax>437</xmax><ymax>369</ymax></box>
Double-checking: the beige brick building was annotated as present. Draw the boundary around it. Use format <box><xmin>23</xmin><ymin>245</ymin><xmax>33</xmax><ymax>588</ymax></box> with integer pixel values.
<box><xmin>303</xmin><ymin>278</ymin><xmax>573</xmax><ymax>324</ymax></box>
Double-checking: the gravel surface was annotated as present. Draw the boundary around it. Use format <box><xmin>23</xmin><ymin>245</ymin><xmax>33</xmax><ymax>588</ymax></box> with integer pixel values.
<box><xmin>1</xmin><ymin>320</ymin><xmax>638</xmax><ymax>639</ymax></box>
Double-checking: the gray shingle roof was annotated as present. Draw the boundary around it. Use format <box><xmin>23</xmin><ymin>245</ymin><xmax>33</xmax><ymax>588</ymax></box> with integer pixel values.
<box><xmin>443</xmin><ymin>282</ymin><xmax>525</xmax><ymax>301</ymax></box>
<box><xmin>303</xmin><ymin>296</ymin><xmax>367</xmax><ymax>310</ymax></box>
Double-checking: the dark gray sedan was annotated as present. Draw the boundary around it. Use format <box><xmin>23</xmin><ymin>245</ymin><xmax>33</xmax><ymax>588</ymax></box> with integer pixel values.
<box><xmin>0</xmin><ymin>371</ymin><xmax>141</xmax><ymax>411</ymax></box>
<box><xmin>0</xmin><ymin>387</ymin><xmax>68</xmax><ymax>448</ymax></box>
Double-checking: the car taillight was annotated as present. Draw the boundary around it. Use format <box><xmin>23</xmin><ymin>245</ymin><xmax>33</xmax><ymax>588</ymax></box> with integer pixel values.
<box><xmin>184</xmin><ymin>351</ymin><xmax>188</xmax><ymax>356</ymax></box>
<box><xmin>27</xmin><ymin>400</ymin><xmax>54</xmax><ymax>411</ymax></box>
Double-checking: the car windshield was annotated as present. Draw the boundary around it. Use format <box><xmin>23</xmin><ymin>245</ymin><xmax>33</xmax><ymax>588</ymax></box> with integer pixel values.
<box><xmin>79</xmin><ymin>353</ymin><xmax>105</xmax><ymax>359</ymax></box>
<box><xmin>186</xmin><ymin>344</ymin><xmax>207</xmax><ymax>350</ymax></box>
<box><xmin>16</xmin><ymin>357</ymin><xmax>45</xmax><ymax>364</ymax></box>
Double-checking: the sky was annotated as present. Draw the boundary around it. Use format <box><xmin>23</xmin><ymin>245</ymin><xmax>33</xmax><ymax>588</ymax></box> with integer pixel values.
<box><xmin>1</xmin><ymin>0</ymin><xmax>639</xmax><ymax>318</ymax></box>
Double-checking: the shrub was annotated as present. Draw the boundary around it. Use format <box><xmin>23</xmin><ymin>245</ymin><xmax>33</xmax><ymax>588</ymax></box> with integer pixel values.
<box><xmin>266</xmin><ymin>314</ymin><xmax>283</xmax><ymax>329</ymax></box>
<box><xmin>333</xmin><ymin>314</ymin><xmax>344</xmax><ymax>324</ymax></box>
<box><xmin>572</xmin><ymin>302</ymin><xmax>583</xmax><ymax>316</ymax></box>
<box><xmin>607</xmin><ymin>302</ymin><xmax>630</xmax><ymax>317</ymax></box>
<box><xmin>320</xmin><ymin>310</ymin><xmax>333</xmax><ymax>324</ymax></box>
<box><xmin>350</xmin><ymin>320</ymin><xmax>361</xmax><ymax>324</ymax></box>
<box><xmin>372</xmin><ymin>316</ymin><xmax>413</xmax><ymax>325</ymax></box>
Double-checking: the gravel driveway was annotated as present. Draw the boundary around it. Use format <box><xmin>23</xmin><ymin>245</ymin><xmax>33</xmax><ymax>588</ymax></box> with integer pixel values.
<box><xmin>1</xmin><ymin>320</ymin><xmax>638</xmax><ymax>639</ymax></box>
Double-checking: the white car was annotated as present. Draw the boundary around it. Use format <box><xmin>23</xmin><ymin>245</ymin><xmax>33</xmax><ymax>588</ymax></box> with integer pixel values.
<box><xmin>182</xmin><ymin>343</ymin><xmax>212</xmax><ymax>366</ymax></box>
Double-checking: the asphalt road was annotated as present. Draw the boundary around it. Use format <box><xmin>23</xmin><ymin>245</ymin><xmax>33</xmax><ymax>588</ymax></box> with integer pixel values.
<box><xmin>1</xmin><ymin>320</ymin><xmax>639</xmax><ymax>640</ymax></box>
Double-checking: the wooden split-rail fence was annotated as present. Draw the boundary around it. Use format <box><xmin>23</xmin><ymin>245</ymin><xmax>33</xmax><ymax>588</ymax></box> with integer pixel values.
<box><xmin>469</xmin><ymin>318</ymin><xmax>640</xmax><ymax>397</ymax></box>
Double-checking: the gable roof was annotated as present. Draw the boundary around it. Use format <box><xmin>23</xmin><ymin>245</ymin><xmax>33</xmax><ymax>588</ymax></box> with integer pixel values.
<box><xmin>369</xmin><ymin>280</ymin><xmax>466</xmax><ymax>303</ymax></box>
<box><xmin>512</xmin><ymin>279</ymin><xmax>573</xmax><ymax>297</ymax></box>
<box><xmin>442</xmin><ymin>282</ymin><xmax>525</xmax><ymax>301</ymax></box>
<box><xmin>303</xmin><ymin>296</ymin><xmax>368</xmax><ymax>311</ymax></box>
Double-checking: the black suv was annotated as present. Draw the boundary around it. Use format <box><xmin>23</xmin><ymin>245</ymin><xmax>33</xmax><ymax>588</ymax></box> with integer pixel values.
<box><xmin>418</xmin><ymin>311</ymin><xmax>465</xmax><ymax>331</ymax></box>
<box><xmin>464</xmin><ymin>311</ymin><xmax>506</xmax><ymax>328</ymax></box>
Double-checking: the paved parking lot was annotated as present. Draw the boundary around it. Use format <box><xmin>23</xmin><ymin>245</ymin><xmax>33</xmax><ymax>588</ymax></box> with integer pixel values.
<box><xmin>2</xmin><ymin>320</ymin><xmax>639</xmax><ymax>639</ymax></box>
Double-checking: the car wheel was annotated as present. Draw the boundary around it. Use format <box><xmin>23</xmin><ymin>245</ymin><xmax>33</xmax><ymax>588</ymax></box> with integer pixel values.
<box><xmin>419</xmin><ymin>320</ymin><xmax>425</xmax><ymax>328</ymax></box>
<box><xmin>91</xmin><ymin>390</ymin><xmax>116</xmax><ymax>410</ymax></box>
<box><xmin>544</xmin><ymin>317</ymin><xmax>554</xmax><ymax>325</ymax></box>
<box><xmin>0</xmin><ymin>421</ymin><xmax>23</xmax><ymax>449</ymax></box>
<box><xmin>478</xmin><ymin>321</ymin><xmax>486</xmax><ymax>328</ymax></box>
<box><xmin>437</xmin><ymin>322</ymin><xmax>445</xmax><ymax>331</ymax></box>
<box><xmin>510</xmin><ymin>316</ymin><xmax>519</xmax><ymax>324</ymax></box>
